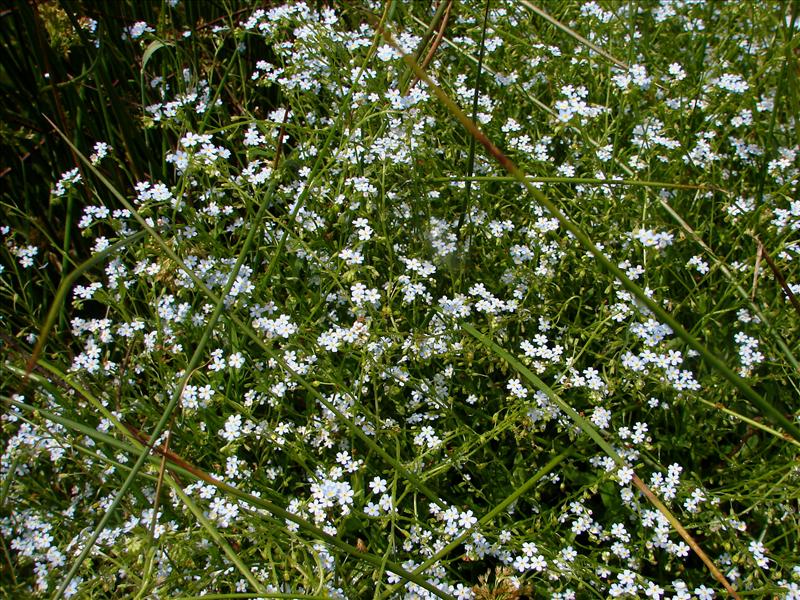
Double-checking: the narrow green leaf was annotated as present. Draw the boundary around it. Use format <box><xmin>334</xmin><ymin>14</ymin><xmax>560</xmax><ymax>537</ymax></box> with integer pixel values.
<box><xmin>141</xmin><ymin>39</ymin><xmax>170</xmax><ymax>72</ymax></box>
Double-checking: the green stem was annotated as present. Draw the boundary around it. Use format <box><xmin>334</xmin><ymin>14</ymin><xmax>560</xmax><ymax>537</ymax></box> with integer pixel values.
<box><xmin>165</xmin><ymin>474</ymin><xmax>269</xmax><ymax>595</ymax></box>
<box><xmin>399</xmin><ymin>0</ymin><xmax>452</xmax><ymax>95</ymax></box>
<box><xmin>26</xmin><ymin>230</ymin><xmax>148</xmax><ymax>377</ymax></box>
<box><xmin>693</xmin><ymin>397</ymin><xmax>800</xmax><ymax>448</ymax></box>
<box><xmin>456</xmin><ymin>0</ymin><xmax>491</xmax><ymax>244</ymax></box>
<box><xmin>518</xmin><ymin>1</ymin><xmax>627</xmax><ymax>69</ymax></box>
<box><xmin>462</xmin><ymin>323</ymin><xmax>624</xmax><ymax>462</ymax></box>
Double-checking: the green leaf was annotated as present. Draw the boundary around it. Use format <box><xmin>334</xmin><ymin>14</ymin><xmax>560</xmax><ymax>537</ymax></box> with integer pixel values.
<box><xmin>141</xmin><ymin>40</ymin><xmax>171</xmax><ymax>72</ymax></box>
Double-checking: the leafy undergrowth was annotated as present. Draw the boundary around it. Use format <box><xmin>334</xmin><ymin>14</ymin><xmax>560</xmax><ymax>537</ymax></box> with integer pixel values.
<box><xmin>1</xmin><ymin>2</ymin><xmax>799</xmax><ymax>599</ymax></box>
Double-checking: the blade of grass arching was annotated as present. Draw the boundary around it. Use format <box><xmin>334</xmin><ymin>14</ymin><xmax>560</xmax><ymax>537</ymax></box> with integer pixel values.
<box><xmin>2</xmin><ymin>395</ymin><xmax>193</xmax><ymax>485</ymax></box>
<box><xmin>461</xmin><ymin>324</ymin><xmax>623</xmax><ymax>461</ymax></box>
<box><xmin>455</xmin><ymin>0</ymin><xmax>490</xmax><ymax>245</ymax></box>
<box><xmin>460</xmin><ymin>322</ymin><xmax>740</xmax><ymax>598</ymax></box>
<box><xmin>379</xmin><ymin>445</ymin><xmax>575</xmax><ymax>600</ymax></box>
<box><xmin>0</xmin><ymin>454</ymin><xmax>21</xmax><ymax>509</ymax></box>
<box><xmin>36</xmin><ymin>51</ymin><xmax>103</xmax><ymax>94</ymax></box>
<box><xmin>164</xmin><ymin>474</ymin><xmax>270</xmax><ymax>595</ymax></box>
<box><xmin>693</xmin><ymin>395</ymin><xmax>800</xmax><ymax>448</ymax></box>
<box><xmin>7</xmin><ymin>359</ymin><xmax>143</xmax><ymax>452</ymax></box>
<box><xmin>3</xmin><ymin>394</ymin><xmax>457</xmax><ymax>600</ymax></box>
<box><xmin>25</xmin><ymin>230</ymin><xmax>147</xmax><ymax>379</ymax></box>
<box><xmin>518</xmin><ymin>1</ymin><xmax>628</xmax><ymax>69</ymax></box>
<box><xmin>384</xmin><ymin>32</ymin><xmax>800</xmax><ymax>444</ymax></box>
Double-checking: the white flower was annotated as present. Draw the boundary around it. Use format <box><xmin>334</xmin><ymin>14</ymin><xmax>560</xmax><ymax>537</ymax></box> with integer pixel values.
<box><xmin>90</xmin><ymin>142</ymin><xmax>110</xmax><ymax>164</ymax></box>
<box><xmin>694</xmin><ymin>585</ymin><xmax>715</xmax><ymax>600</ymax></box>
<box><xmin>378</xmin><ymin>494</ymin><xmax>393</xmax><ymax>512</ymax></box>
<box><xmin>458</xmin><ymin>510</ymin><xmax>477</xmax><ymax>530</ymax></box>
<box><xmin>369</xmin><ymin>477</ymin><xmax>387</xmax><ymax>494</ymax></box>
<box><xmin>668</xmin><ymin>62</ymin><xmax>686</xmax><ymax>81</ymax></box>
<box><xmin>376</xmin><ymin>44</ymin><xmax>400</xmax><ymax>61</ymax></box>
<box><xmin>507</xmin><ymin>378</ymin><xmax>528</xmax><ymax>399</ymax></box>
<box><xmin>220</xmin><ymin>414</ymin><xmax>242</xmax><ymax>442</ymax></box>
<box><xmin>591</xmin><ymin>406</ymin><xmax>611</xmax><ymax>429</ymax></box>
<box><xmin>714</xmin><ymin>73</ymin><xmax>749</xmax><ymax>94</ymax></box>
<box><xmin>617</xmin><ymin>466</ymin><xmax>634</xmax><ymax>485</ymax></box>
<box><xmin>228</xmin><ymin>352</ymin><xmax>245</xmax><ymax>369</ymax></box>
<box><xmin>126</xmin><ymin>21</ymin><xmax>154</xmax><ymax>39</ymax></box>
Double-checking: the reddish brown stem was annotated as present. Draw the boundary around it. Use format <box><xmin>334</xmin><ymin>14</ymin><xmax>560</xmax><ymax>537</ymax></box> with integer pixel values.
<box><xmin>757</xmin><ymin>238</ymin><xmax>800</xmax><ymax>319</ymax></box>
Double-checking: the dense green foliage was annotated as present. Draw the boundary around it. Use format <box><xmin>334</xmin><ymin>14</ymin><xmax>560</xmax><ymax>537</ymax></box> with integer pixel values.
<box><xmin>1</xmin><ymin>1</ymin><xmax>799</xmax><ymax>598</ymax></box>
